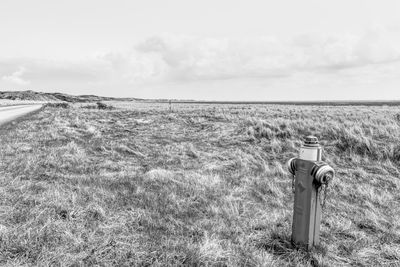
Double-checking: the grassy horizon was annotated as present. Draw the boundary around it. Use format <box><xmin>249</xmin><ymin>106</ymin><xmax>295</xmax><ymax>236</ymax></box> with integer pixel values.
<box><xmin>0</xmin><ymin>102</ymin><xmax>399</xmax><ymax>266</ymax></box>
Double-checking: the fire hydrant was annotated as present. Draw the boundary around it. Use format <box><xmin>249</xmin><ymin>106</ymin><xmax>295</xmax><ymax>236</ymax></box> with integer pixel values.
<box><xmin>287</xmin><ymin>136</ymin><xmax>334</xmax><ymax>249</ymax></box>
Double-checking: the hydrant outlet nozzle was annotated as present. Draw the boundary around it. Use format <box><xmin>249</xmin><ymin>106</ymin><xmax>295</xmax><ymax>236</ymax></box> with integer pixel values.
<box><xmin>312</xmin><ymin>164</ymin><xmax>334</xmax><ymax>184</ymax></box>
<box><xmin>287</xmin><ymin>158</ymin><xmax>297</xmax><ymax>176</ymax></box>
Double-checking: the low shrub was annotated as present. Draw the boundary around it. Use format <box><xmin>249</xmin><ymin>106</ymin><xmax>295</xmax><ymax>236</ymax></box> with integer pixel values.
<box><xmin>97</xmin><ymin>102</ymin><xmax>114</xmax><ymax>110</ymax></box>
<box><xmin>81</xmin><ymin>102</ymin><xmax>114</xmax><ymax>110</ymax></box>
<box><xmin>44</xmin><ymin>102</ymin><xmax>70</xmax><ymax>108</ymax></box>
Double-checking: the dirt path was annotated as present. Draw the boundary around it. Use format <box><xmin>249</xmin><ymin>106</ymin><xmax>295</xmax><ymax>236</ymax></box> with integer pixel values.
<box><xmin>0</xmin><ymin>104</ymin><xmax>43</xmax><ymax>126</ymax></box>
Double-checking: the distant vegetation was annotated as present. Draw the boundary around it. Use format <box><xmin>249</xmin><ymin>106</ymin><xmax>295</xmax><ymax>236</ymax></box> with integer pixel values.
<box><xmin>2</xmin><ymin>90</ymin><xmax>400</xmax><ymax>106</ymax></box>
<box><xmin>81</xmin><ymin>102</ymin><xmax>115</xmax><ymax>110</ymax></box>
<box><xmin>0</xmin><ymin>90</ymin><xmax>143</xmax><ymax>103</ymax></box>
<box><xmin>0</xmin><ymin>102</ymin><xmax>399</xmax><ymax>266</ymax></box>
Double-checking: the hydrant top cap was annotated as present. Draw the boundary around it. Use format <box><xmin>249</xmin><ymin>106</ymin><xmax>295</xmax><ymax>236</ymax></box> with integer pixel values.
<box><xmin>304</xmin><ymin>136</ymin><xmax>319</xmax><ymax>147</ymax></box>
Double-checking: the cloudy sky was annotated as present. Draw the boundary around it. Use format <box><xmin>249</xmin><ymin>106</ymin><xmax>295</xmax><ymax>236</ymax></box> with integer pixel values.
<box><xmin>1</xmin><ymin>0</ymin><xmax>400</xmax><ymax>100</ymax></box>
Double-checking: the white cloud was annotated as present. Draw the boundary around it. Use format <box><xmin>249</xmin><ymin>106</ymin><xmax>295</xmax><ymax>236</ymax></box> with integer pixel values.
<box><xmin>0</xmin><ymin>58</ymin><xmax>111</xmax><ymax>85</ymax></box>
<box><xmin>131</xmin><ymin>34</ymin><xmax>294</xmax><ymax>81</ymax></box>
<box><xmin>2</xmin><ymin>67</ymin><xmax>30</xmax><ymax>85</ymax></box>
<box><xmin>1</xmin><ymin>25</ymin><xmax>400</xmax><ymax>100</ymax></box>
<box><xmin>107</xmin><ymin>26</ymin><xmax>400</xmax><ymax>83</ymax></box>
<box><xmin>3</xmin><ymin>26</ymin><xmax>400</xmax><ymax>87</ymax></box>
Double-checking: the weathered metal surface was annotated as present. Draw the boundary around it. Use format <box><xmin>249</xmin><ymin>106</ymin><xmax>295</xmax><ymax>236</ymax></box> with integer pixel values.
<box><xmin>291</xmin><ymin>159</ymin><xmax>321</xmax><ymax>249</ymax></box>
<box><xmin>287</xmin><ymin>136</ymin><xmax>334</xmax><ymax>249</ymax></box>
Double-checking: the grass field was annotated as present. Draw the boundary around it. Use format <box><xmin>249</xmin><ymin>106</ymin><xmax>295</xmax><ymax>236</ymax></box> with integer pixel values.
<box><xmin>0</xmin><ymin>102</ymin><xmax>399</xmax><ymax>266</ymax></box>
<box><xmin>0</xmin><ymin>100</ymin><xmax>46</xmax><ymax>106</ymax></box>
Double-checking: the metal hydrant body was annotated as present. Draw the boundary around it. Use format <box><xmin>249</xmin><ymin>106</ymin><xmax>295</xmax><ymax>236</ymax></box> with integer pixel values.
<box><xmin>287</xmin><ymin>136</ymin><xmax>334</xmax><ymax>249</ymax></box>
<box><xmin>291</xmin><ymin>159</ymin><xmax>322</xmax><ymax>248</ymax></box>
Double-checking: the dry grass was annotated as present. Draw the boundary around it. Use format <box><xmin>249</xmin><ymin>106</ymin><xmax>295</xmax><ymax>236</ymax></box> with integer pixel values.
<box><xmin>0</xmin><ymin>100</ymin><xmax>47</xmax><ymax>106</ymax></box>
<box><xmin>0</xmin><ymin>102</ymin><xmax>399</xmax><ymax>266</ymax></box>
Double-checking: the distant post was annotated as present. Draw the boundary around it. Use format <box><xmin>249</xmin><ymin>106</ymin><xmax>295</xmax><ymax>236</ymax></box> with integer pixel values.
<box><xmin>286</xmin><ymin>136</ymin><xmax>334</xmax><ymax>249</ymax></box>
<box><xmin>169</xmin><ymin>100</ymin><xmax>172</xmax><ymax>112</ymax></box>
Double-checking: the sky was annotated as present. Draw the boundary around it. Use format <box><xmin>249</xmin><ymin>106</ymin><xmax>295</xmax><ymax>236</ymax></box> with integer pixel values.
<box><xmin>1</xmin><ymin>0</ymin><xmax>400</xmax><ymax>100</ymax></box>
